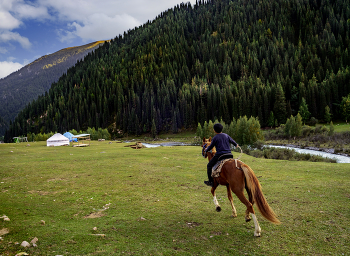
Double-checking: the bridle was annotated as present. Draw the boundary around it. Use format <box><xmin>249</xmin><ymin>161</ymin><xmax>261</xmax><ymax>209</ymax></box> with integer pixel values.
<box><xmin>202</xmin><ymin>143</ymin><xmax>212</xmax><ymax>158</ymax></box>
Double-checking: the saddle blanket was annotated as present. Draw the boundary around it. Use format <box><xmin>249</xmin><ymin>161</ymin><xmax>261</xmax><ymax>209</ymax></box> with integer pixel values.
<box><xmin>211</xmin><ymin>158</ymin><xmax>237</xmax><ymax>178</ymax></box>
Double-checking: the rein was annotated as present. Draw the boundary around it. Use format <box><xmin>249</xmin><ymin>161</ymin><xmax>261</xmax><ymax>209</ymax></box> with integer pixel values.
<box><xmin>236</xmin><ymin>145</ymin><xmax>243</xmax><ymax>160</ymax></box>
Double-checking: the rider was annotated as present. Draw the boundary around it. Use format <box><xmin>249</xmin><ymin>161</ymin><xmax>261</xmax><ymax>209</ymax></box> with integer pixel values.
<box><xmin>204</xmin><ymin>123</ymin><xmax>238</xmax><ymax>187</ymax></box>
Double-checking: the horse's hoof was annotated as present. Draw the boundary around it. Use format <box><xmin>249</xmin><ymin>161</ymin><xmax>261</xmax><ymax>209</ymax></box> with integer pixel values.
<box><xmin>216</xmin><ymin>206</ymin><xmax>221</xmax><ymax>212</ymax></box>
<box><xmin>254</xmin><ymin>232</ymin><xmax>261</xmax><ymax>237</ymax></box>
<box><xmin>232</xmin><ymin>214</ymin><xmax>237</xmax><ymax>218</ymax></box>
<box><xmin>245</xmin><ymin>218</ymin><xmax>252</xmax><ymax>222</ymax></box>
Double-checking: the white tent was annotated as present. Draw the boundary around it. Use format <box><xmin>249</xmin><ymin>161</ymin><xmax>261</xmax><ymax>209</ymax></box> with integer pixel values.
<box><xmin>47</xmin><ymin>133</ymin><xmax>70</xmax><ymax>147</ymax></box>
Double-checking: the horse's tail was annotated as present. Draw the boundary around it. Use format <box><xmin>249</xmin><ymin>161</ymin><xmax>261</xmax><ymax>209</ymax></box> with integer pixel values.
<box><xmin>241</xmin><ymin>164</ymin><xmax>280</xmax><ymax>224</ymax></box>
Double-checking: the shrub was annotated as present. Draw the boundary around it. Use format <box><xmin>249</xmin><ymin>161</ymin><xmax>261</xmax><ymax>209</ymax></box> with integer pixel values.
<box><xmin>309</xmin><ymin>117</ymin><xmax>318</xmax><ymax>126</ymax></box>
<box><xmin>244</xmin><ymin>147</ymin><xmax>336</xmax><ymax>163</ymax></box>
<box><xmin>302</xmin><ymin>126</ymin><xmax>313</xmax><ymax>137</ymax></box>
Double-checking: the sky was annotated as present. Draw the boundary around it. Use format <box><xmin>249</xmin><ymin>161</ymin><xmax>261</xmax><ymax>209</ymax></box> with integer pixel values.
<box><xmin>0</xmin><ymin>0</ymin><xmax>196</xmax><ymax>79</ymax></box>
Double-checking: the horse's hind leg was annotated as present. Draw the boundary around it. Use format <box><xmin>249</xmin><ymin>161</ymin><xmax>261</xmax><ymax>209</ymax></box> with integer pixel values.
<box><xmin>211</xmin><ymin>186</ymin><xmax>221</xmax><ymax>212</ymax></box>
<box><xmin>245</xmin><ymin>184</ymin><xmax>253</xmax><ymax>222</ymax></box>
<box><xmin>226</xmin><ymin>185</ymin><xmax>237</xmax><ymax>217</ymax></box>
<box><xmin>234</xmin><ymin>190</ymin><xmax>261</xmax><ymax>237</ymax></box>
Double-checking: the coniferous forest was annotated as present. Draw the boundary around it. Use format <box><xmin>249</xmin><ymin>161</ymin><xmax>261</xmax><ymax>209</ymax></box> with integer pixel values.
<box><xmin>4</xmin><ymin>0</ymin><xmax>350</xmax><ymax>142</ymax></box>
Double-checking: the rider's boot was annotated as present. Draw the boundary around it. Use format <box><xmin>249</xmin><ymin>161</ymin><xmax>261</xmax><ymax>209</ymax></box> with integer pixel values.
<box><xmin>204</xmin><ymin>180</ymin><xmax>214</xmax><ymax>187</ymax></box>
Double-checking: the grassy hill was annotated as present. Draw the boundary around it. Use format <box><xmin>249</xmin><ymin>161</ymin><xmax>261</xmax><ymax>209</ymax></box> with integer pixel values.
<box><xmin>0</xmin><ymin>41</ymin><xmax>107</xmax><ymax>135</ymax></box>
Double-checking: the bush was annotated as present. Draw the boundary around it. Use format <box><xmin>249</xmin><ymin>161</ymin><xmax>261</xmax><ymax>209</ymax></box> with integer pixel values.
<box><xmin>245</xmin><ymin>146</ymin><xmax>336</xmax><ymax>163</ymax></box>
<box><xmin>309</xmin><ymin>117</ymin><xmax>318</xmax><ymax>126</ymax></box>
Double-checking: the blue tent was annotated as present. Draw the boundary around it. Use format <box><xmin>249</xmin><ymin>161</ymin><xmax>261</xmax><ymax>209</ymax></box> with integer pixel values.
<box><xmin>63</xmin><ymin>132</ymin><xmax>78</xmax><ymax>142</ymax></box>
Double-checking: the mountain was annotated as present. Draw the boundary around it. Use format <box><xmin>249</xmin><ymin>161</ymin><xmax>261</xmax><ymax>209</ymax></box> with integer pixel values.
<box><xmin>0</xmin><ymin>41</ymin><xmax>107</xmax><ymax>135</ymax></box>
<box><xmin>4</xmin><ymin>0</ymin><xmax>350</xmax><ymax>141</ymax></box>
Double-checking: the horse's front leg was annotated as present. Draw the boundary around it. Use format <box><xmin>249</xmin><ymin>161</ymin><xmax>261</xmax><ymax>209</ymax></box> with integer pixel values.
<box><xmin>226</xmin><ymin>185</ymin><xmax>237</xmax><ymax>217</ymax></box>
<box><xmin>211</xmin><ymin>186</ymin><xmax>221</xmax><ymax>212</ymax></box>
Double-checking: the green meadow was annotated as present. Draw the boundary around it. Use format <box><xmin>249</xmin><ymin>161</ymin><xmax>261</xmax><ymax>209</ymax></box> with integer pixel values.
<box><xmin>0</xmin><ymin>141</ymin><xmax>349</xmax><ymax>255</ymax></box>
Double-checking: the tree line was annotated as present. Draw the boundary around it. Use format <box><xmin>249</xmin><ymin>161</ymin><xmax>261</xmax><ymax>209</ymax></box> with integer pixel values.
<box><xmin>4</xmin><ymin>0</ymin><xmax>350</xmax><ymax>142</ymax></box>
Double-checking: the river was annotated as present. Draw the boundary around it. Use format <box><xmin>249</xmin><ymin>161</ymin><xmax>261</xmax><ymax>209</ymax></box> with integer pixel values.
<box><xmin>266</xmin><ymin>145</ymin><xmax>350</xmax><ymax>163</ymax></box>
<box><xmin>140</xmin><ymin>142</ymin><xmax>350</xmax><ymax>163</ymax></box>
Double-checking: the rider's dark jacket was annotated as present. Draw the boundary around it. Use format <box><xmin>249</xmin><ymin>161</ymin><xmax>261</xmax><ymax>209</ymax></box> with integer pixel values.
<box><xmin>205</xmin><ymin>133</ymin><xmax>237</xmax><ymax>155</ymax></box>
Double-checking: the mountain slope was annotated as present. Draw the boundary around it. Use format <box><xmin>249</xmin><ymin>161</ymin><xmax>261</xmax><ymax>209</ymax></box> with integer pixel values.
<box><xmin>4</xmin><ymin>0</ymin><xmax>350</xmax><ymax>141</ymax></box>
<box><xmin>0</xmin><ymin>41</ymin><xmax>107</xmax><ymax>135</ymax></box>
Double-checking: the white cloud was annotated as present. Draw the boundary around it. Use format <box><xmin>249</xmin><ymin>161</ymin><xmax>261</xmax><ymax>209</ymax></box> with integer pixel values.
<box><xmin>60</xmin><ymin>13</ymin><xmax>141</xmax><ymax>42</ymax></box>
<box><xmin>14</xmin><ymin>2</ymin><xmax>49</xmax><ymax>20</ymax></box>
<box><xmin>0</xmin><ymin>10</ymin><xmax>21</xmax><ymax>30</ymax></box>
<box><xmin>0</xmin><ymin>60</ymin><xmax>23</xmax><ymax>79</ymax></box>
<box><xmin>0</xmin><ymin>31</ymin><xmax>31</xmax><ymax>49</ymax></box>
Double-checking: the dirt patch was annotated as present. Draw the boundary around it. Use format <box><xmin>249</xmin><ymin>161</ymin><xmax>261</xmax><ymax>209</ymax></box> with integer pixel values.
<box><xmin>28</xmin><ymin>190</ymin><xmax>50</xmax><ymax>195</ymax></box>
<box><xmin>47</xmin><ymin>178</ymin><xmax>67</xmax><ymax>182</ymax></box>
<box><xmin>186</xmin><ymin>222</ymin><xmax>202</xmax><ymax>228</ymax></box>
<box><xmin>84</xmin><ymin>211</ymin><xmax>106</xmax><ymax>219</ymax></box>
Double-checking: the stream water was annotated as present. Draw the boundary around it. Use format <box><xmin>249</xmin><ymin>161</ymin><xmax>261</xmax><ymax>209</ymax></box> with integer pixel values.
<box><xmin>266</xmin><ymin>145</ymin><xmax>350</xmax><ymax>163</ymax></box>
<box><xmin>140</xmin><ymin>141</ymin><xmax>350</xmax><ymax>163</ymax></box>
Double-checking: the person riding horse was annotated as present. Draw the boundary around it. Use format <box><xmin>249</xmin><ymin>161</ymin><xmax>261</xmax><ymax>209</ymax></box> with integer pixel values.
<box><xmin>202</xmin><ymin>129</ymin><xmax>280</xmax><ymax>236</ymax></box>
<box><xmin>203</xmin><ymin>123</ymin><xmax>239</xmax><ymax>187</ymax></box>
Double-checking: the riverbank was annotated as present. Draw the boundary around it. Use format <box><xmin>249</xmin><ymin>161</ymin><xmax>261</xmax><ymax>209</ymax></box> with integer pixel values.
<box><xmin>266</xmin><ymin>139</ymin><xmax>349</xmax><ymax>157</ymax></box>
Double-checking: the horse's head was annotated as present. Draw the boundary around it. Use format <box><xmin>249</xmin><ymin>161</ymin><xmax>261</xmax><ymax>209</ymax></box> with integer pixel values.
<box><xmin>202</xmin><ymin>137</ymin><xmax>216</xmax><ymax>159</ymax></box>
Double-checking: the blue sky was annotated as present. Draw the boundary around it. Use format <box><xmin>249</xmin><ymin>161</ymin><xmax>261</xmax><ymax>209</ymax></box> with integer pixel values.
<box><xmin>0</xmin><ymin>0</ymin><xmax>196</xmax><ymax>79</ymax></box>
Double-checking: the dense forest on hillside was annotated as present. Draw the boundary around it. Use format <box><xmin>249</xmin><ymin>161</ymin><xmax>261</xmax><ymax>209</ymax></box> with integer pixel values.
<box><xmin>0</xmin><ymin>41</ymin><xmax>105</xmax><ymax>135</ymax></box>
<box><xmin>0</xmin><ymin>115</ymin><xmax>6</xmax><ymax>139</ymax></box>
<box><xmin>4</xmin><ymin>0</ymin><xmax>350</xmax><ymax>142</ymax></box>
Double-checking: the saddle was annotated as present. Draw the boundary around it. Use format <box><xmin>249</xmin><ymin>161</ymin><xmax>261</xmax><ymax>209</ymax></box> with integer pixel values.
<box><xmin>211</xmin><ymin>154</ymin><xmax>242</xmax><ymax>178</ymax></box>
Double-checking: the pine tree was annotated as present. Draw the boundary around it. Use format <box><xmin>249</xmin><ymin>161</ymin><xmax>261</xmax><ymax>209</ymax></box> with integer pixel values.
<box><xmin>196</xmin><ymin>122</ymin><xmax>203</xmax><ymax>138</ymax></box>
<box><xmin>151</xmin><ymin>119</ymin><xmax>157</xmax><ymax>138</ymax></box>
<box><xmin>295</xmin><ymin>113</ymin><xmax>303</xmax><ymax>137</ymax></box>
<box><xmin>324</xmin><ymin>105</ymin><xmax>332</xmax><ymax>123</ymax></box>
<box><xmin>273</xmin><ymin>85</ymin><xmax>287</xmax><ymax>125</ymax></box>
<box><xmin>340</xmin><ymin>94</ymin><xmax>350</xmax><ymax>123</ymax></box>
<box><xmin>298</xmin><ymin>97</ymin><xmax>311</xmax><ymax>124</ymax></box>
<box><xmin>267</xmin><ymin>111</ymin><xmax>275</xmax><ymax>127</ymax></box>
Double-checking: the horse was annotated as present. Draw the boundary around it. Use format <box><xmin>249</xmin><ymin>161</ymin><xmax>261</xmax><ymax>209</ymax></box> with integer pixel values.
<box><xmin>202</xmin><ymin>137</ymin><xmax>280</xmax><ymax>236</ymax></box>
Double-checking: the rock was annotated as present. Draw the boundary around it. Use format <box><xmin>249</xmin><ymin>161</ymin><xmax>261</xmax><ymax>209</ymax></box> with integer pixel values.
<box><xmin>93</xmin><ymin>227</ymin><xmax>97</xmax><ymax>231</ymax></box>
<box><xmin>20</xmin><ymin>241</ymin><xmax>30</xmax><ymax>247</ymax></box>
<box><xmin>90</xmin><ymin>234</ymin><xmax>105</xmax><ymax>237</ymax></box>
<box><xmin>0</xmin><ymin>228</ymin><xmax>9</xmax><ymax>236</ymax></box>
<box><xmin>30</xmin><ymin>237</ymin><xmax>38</xmax><ymax>244</ymax></box>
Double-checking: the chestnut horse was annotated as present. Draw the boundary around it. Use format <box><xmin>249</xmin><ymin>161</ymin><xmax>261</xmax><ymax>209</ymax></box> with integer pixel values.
<box><xmin>202</xmin><ymin>137</ymin><xmax>280</xmax><ymax>236</ymax></box>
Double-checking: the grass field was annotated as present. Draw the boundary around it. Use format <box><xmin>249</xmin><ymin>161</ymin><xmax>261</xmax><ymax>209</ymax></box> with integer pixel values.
<box><xmin>0</xmin><ymin>141</ymin><xmax>349</xmax><ymax>255</ymax></box>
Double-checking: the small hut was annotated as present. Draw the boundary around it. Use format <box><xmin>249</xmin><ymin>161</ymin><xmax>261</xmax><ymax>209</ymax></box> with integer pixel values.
<box><xmin>47</xmin><ymin>133</ymin><xmax>70</xmax><ymax>147</ymax></box>
<box><xmin>71</xmin><ymin>134</ymin><xmax>90</xmax><ymax>147</ymax></box>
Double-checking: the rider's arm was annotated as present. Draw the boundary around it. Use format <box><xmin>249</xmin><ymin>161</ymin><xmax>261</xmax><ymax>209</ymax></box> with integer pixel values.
<box><xmin>205</xmin><ymin>137</ymin><xmax>216</xmax><ymax>152</ymax></box>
